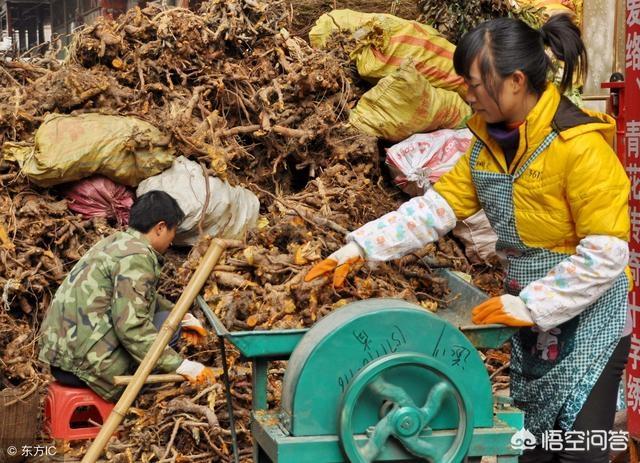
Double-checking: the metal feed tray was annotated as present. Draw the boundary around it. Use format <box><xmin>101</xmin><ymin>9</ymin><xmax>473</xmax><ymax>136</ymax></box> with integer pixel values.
<box><xmin>433</xmin><ymin>268</ymin><xmax>517</xmax><ymax>349</ymax></box>
<box><xmin>198</xmin><ymin>268</ymin><xmax>516</xmax><ymax>355</ymax></box>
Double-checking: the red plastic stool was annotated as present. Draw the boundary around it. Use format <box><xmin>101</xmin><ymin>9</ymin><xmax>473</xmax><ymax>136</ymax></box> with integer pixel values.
<box><xmin>44</xmin><ymin>381</ymin><xmax>115</xmax><ymax>440</ymax></box>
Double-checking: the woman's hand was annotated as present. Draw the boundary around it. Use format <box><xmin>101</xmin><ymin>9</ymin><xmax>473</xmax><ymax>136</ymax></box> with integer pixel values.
<box><xmin>472</xmin><ymin>295</ymin><xmax>534</xmax><ymax>327</ymax></box>
<box><xmin>304</xmin><ymin>242</ymin><xmax>365</xmax><ymax>288</ymax></box>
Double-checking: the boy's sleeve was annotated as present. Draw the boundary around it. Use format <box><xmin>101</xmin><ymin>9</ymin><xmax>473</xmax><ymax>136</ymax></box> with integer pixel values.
<box><xmin>157</xmin><ymin>294</ymin><xmax>174</xmax><ymax>313</ymax></box>
<box><xmin>111</xmin><ymin>254</ymin><xmax>183</xmax><ymax>372</ymax></box>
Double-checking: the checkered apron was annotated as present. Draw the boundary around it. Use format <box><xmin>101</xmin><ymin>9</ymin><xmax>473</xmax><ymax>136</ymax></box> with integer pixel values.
<box><xmin>469</xmin><ymin>131</ymin><xmax>628</xmax><ymax>438</ymax></box>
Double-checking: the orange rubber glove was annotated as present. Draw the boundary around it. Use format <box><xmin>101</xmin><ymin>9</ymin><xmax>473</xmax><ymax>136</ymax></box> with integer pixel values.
<box><xmin>471</xmin><ymin>295</ymin><xmax>534</xmax><ymax>327</ymax></box>
<box><xmin>181</xmin><ymin>313</ymin><xmax>208</xmax><ymax>346</ymax></box>
<box><xmin>176</xmin><ymin>359</ymin><xmax>217</xmax><ymax>385</ymax></box>
<box><xmin>304</xmin><ymin>242</ymin><xmax>365</xmax><ymax>288</ymax></box>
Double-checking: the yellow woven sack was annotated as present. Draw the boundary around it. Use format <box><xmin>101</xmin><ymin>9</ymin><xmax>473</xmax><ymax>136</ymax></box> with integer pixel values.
<box><xmin>532</xmin><ymin>0</ymin><xmax>577</xmax><ymax>17</ymax></box>
<box><xmin>309</xmin><ymin>9</ymin><xmax>466</xmax><ymax>98</ymax></box>
<box><xmin>3</xmin><ymin>113</ymin><xmax>175</xmax><ymax>187</ymax></box>
<box><xmin>309</xmin><ymin>9</ymin><xmax>379</xmax><ymax>48</ymax></box>
<box><xmin>513</xmin><ymin>0</ymin><xmax>581</xmax><ymax>25</ymax></box>
<box><xmin>349</xmin><ymin>61</ymin><xmax>471</xmax><ymax>142</ymax></box>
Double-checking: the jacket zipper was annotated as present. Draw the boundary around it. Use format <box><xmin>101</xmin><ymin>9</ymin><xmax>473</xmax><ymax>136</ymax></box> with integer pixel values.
<box><xmin>466</xmin><ymin>125</ymin><xmax>507</xmax><ymax>174</ymax></box>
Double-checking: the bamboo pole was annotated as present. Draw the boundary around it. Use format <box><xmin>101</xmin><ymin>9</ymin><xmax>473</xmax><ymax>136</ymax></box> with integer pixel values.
<box><xmin>81</xmin><ymin>239</ymin><xmax>227</xmax><ymax>463</ymax></box>
<box><xmin>112</xmin><ymin>374</ymin><xmax>185</xmax><ymax>385</ymax></box>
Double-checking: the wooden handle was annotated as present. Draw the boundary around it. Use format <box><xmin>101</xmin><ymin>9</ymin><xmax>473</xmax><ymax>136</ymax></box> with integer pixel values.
<box><xmin>113</xmin><ymin>374</ymin><xmax>186</xmax><ymax>386</ymax></box>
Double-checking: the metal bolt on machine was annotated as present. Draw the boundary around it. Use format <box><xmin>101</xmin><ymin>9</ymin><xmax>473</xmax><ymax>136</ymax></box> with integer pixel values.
<box><xmin>198</xmin><ymin>269</ymin><xmax>524</xmax><ymax>463</ymax></box>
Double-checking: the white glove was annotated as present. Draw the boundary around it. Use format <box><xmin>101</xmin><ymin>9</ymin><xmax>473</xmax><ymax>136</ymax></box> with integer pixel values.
<box><xmin>180</xmin><ymin>313</ymin><xmax>207</xmax><ymax>345</ymax></box>
<box><xmin>304</xmin><ymin>242</ymin><xmax>365</xmax><ymax>288</ymax></box>
<box><xmin>176</xmin><ymin>359</ymin><xmax>216</xmax><ymax>384</ymax></box>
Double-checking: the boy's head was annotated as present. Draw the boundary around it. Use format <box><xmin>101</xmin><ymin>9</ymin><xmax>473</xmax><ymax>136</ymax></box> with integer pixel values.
<box><xmin>129</xmin><ymin>191</ymin><xmax>185</xmax><ymax>253</ymax></box>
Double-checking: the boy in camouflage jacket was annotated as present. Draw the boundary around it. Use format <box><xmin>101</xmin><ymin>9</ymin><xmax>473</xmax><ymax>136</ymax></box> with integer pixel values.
<box><xmin>39</xmin><ymin>191</ymin><xmax>215</xmax><ymax>401</ymax></box>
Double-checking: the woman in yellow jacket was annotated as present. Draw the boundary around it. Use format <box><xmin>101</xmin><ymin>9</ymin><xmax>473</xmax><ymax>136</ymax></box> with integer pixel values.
<box><xmin>306</xmin><ymin>14</ymin><xmax>631</xmax><ymax>463</ymax></box>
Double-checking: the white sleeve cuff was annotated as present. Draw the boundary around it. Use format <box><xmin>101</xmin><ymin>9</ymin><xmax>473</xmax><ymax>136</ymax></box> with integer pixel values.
<box><xmin>347</xmin><ymin>188</ymin><xmax>457</xmax><ymax>261</ymax></box>
<box><xmin>521</xmin><ymin>235</ymin><xmax>629</xmax><ymax>331</ymax></box>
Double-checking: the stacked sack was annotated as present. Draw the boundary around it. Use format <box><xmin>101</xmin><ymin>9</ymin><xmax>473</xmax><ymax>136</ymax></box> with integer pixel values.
<box><xmin>310</xmin><ymin>10</ymin><xmax>471</xmax><ymax>141</ymax></box>
<box><xmin>4</xmin><ymin>114</ymin><xmax>259</xmax><ymax>241</ymax></box>
<box><xmin>137</xmin><ymin>157</ymin><xmax>259</xmax><ymax>246</ymax></box>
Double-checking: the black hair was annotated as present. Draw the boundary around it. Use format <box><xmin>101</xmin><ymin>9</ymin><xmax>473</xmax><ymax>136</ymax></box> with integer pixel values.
<box><xmin>453</xmin><ymin>14</ymin><xmax>587</xmax><ymax>99</ymax></box>
<box><xmin>129</xmin><ymin>190</ymin><xmax>185</xmax><ymax>233</ymax></box>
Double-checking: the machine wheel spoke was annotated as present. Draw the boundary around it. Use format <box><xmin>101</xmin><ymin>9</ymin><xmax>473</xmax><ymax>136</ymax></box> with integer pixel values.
<box><xmin>367</xmin><ymin>375</ymin><xmax>417</xmax><ymax>408</ymax></box>
<box><xmin>339</xmin><ymin>353</ymin><xmax>473</xmax><ymax>463</ymax></box>
<box><xmin>397</xmin><ymin>434</ymin><xmax>439</xmax><ymax>462</ymax></box>
<box><xmin>419</xmin><ymin>381</ymin><xmax>452</xmax><ymax>424</ymax></box>
<box><xmin>360</xmin><ymin>413</ymin><xmax>393</xmax><ymax>462</ymax></box>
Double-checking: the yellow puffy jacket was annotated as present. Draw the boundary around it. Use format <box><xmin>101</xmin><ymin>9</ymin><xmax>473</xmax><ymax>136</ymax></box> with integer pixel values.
<box><xmin>434</xmin><ymin>84</ymin><xmax>630</xmax><ymax>257</ymax></box>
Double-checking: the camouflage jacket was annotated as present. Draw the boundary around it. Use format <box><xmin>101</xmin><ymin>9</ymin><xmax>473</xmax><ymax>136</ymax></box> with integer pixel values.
<box><xmin>38</xmin><ymin>228</ymin><xmax>183</xmax><ymax>401</ymax></box>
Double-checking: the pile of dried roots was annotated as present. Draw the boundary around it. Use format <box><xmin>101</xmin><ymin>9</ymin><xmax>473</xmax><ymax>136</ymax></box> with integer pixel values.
<box><xmin>0</xmin><ymin>1</ymin><xmax>508</xmax><ymax>461</ymax></box>
<box><xmin>417</xmin><ymin>0</ymin><xmax>546</xmax><ymax>43</ymax></box>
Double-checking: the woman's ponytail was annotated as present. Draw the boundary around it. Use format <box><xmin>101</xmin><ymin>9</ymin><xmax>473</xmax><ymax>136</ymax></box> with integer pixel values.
<box><xmin>540</xmin><ymin>14</ymin><xmax>587</xmax><ymax>93</ymax></box>
<box><xmin>454</xmin><ymin>13</ymin><xmax>587</xmax><ymax>99</ymax></box>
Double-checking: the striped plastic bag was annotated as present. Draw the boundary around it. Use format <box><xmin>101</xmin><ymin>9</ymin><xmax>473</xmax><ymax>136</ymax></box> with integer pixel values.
<box><xmin>385</xmin><ymin>128</ymin><xmax>472</xmax><ymax>195</ymax></box>
<box><xmin>309</xmin><ymin>9</ymin><xmax>466</xmax><ymax>98</ymax></box>
<box><xmin>349</xmin><ymin>61</ymin><xmax>471</xmax><ymax>142</ymax></box>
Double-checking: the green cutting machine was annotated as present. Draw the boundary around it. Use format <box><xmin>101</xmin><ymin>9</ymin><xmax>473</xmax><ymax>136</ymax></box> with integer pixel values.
<box><xmin>198</xmin><ymin>270</ymin><xmax>524</xmax><ymax>463</ymax></box>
